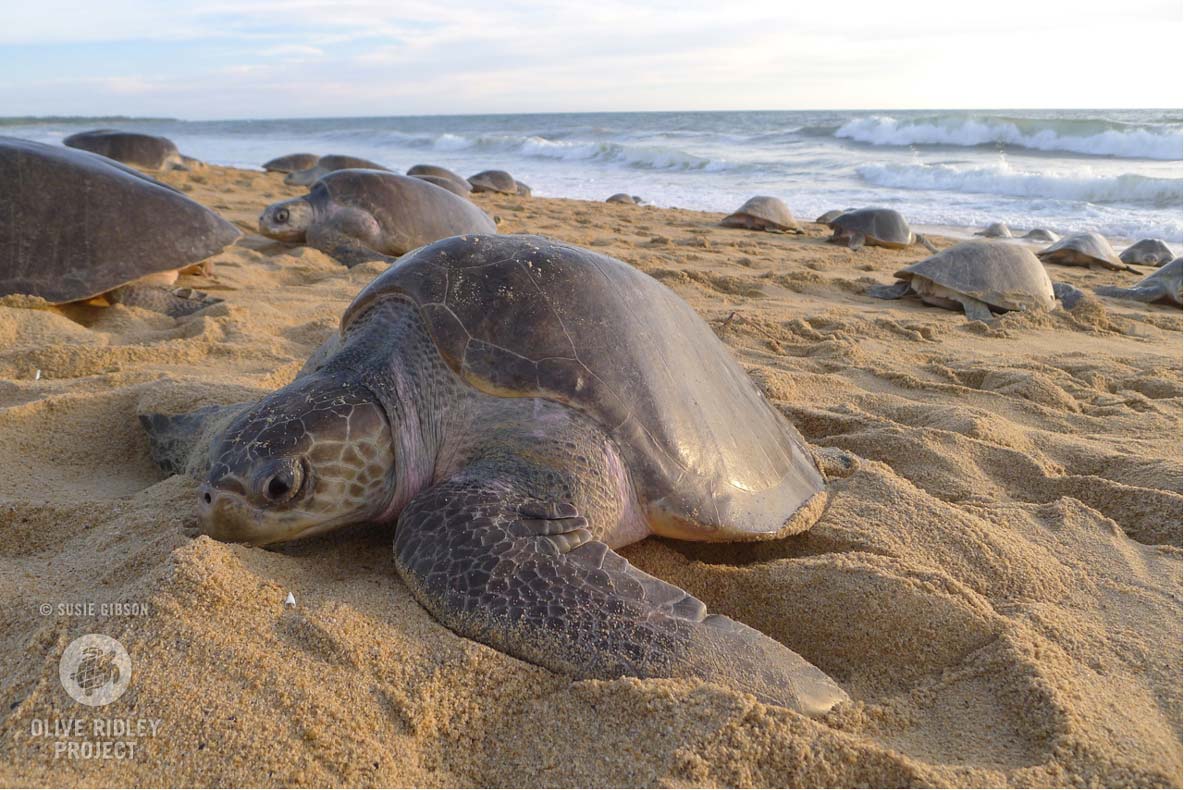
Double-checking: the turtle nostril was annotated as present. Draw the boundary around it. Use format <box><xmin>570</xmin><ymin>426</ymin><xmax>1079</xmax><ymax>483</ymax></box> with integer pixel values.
<box><xmin>203</xmin><ymin>492</ymin><xmax>212</xmax><ymax>505</ymax></box>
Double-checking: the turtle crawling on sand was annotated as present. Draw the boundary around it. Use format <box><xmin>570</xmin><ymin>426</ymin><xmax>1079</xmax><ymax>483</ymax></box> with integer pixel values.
<box><xmin>406</xmin><ymin>165</ymin><xmax>472</xmax><ymax>195</ymax></box>
<box><xmin>720</xmin><ymin>196</ymin><xmax>803</xmax><ymax>233</ymax></box>
<box><xmin>974</xmin><ymin>222</ymin><xmax>1012</xmax><ymax>239</ymax></box>
<box><xmin>1022</xmin><ymin>228</ymin><xmax>1059</xmax><ymax>243</ymax></box>
<box><xmin>868</xmin><ymin>240</ymin><xmax>1057</xmax><ymax>321</ymax></box>
<box><xmin>1037</xmin><ymin>232</ymin><xmax>1136</xmax><ymax>272</ymax></box>
<box><xmin>1119</xmin><ymin>239</ymin><xmax>1174</xmax><ymax>267</ymax></box>
<box><xmin>1095</xmin><ymin>258</ymin><xmax>1182</xmax><ymax>307</ymax></box>
<box><xmin>0</xmin><ymin>137</ymin><xmax>237</xmax><ymax>316</ymax></box>
<box><xmin>141</xmin><ymin>234</ymin><xmax>847</xmax><ymax>716</ymax></box>
<box><xmin>285</xmin><ymin>155</ymin><xmax>391</xmax><ymax>186</ymax></box>
<box><xmin>63</xmin><ymin>129</ymin><xmax>200</xmax><ymax>171</ymax></box>
<box><xmin>827</xmin><ymin>208</ymin><xmax>937</xmax><ymax>252</ymax></box>
<box><xmin>258</xmin><ymin>170</ymin><xmax>496</xmax><ymax>265</ymax></box>
<box><xmin>263</xmin><ymin>153</ymin><xmax>320</xmax><ymax>173</ymax></box>
<box><xmin>468</xmin><ymin>170</ymin><xmax>519</xmax><ymax>194</ymax></box>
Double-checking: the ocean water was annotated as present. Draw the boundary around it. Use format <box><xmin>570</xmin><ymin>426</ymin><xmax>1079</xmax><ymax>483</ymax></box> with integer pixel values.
<box><xmin>4</xmin><ymin>109</ymin><xmax>1181</xmax><ymax>244</ymax></box>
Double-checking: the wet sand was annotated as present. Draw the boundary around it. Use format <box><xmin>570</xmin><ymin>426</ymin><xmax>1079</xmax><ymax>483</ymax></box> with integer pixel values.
<box><xmin>0</xmin><ymin>165</ymin><xmax>1180</xmax><ymax>787</ymax></box>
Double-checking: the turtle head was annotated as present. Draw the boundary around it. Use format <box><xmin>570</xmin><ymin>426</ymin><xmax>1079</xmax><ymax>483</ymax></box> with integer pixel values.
<box><xmin>198</xmin><ymin>377</ymin><xmax>396</xmax><ymax>546</ymax></box>
<box><xmin>259</xmin><ymin>197</ymin><xmax>315</xmax><ymax>242</ymax></box>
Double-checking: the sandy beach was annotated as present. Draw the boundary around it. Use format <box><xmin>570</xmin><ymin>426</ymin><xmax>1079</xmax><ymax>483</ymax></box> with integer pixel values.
<box><xmin>0</xmin><ymin>164</ymin><xmax>1180</xmax><ymax>787</ymax></box>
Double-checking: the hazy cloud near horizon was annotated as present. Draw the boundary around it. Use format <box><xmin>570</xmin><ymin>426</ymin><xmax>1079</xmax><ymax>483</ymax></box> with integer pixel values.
<box><xmin>1</xmin><ymin>0</ymin><xmax>1179</xmax><ymax>118</ymax></box>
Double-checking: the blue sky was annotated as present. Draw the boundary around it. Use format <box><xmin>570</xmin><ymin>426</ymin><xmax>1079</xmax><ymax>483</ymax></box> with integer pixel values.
<box><xmin>1</xmin><ymin>0</ymin><xmax>1180</xmax><ymax>119</ymax></box>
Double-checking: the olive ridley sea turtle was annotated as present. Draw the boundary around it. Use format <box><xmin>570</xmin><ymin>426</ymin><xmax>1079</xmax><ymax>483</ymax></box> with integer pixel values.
<box><xmin>1037</xmin><ymin>232</ymin><xmax>1137</xmax><ymax>272</ymax></box>
<box><xmin>263</xmin><ymin>153</ymin><xmax>321</xmax><ymax>173</ymax></box>
<box><xmin>406</xmin><ymin>165</ymin><xmax>471</xmax><ymax>193</ymax></box>
<box><xmin>1095</xmin><ymin>258</ymin><xmax>1182</xmax><ymax>307</ymax></box>
<box><xmin>0</xmin><ymin>137</ymin><xmax>238</xmax><ymax>315</ymax></box>
<box><xmin>720</xmin><ymin>196</ymin><xmax>802</xmax><ymax>233</ymax></box>
<box><xmin>63</xmin><ymin>129</ymin><xmax>199</xmax><ymax>171</ymax></box>
<box><xmin>1022</xmin><ymin>228</ymin><xmax>1059</xmax><ymax>243</ymax></box>
<box><xmin>826</xmin><ymin>208</ymin><xmax>937</xmax><ymax>252</ymax></box>
<box><xmin>285</xmin><ymin>155</ymin><xmax>391</xmax><ymax>186</ymax></box>
<box><xmin>140</xmin><ymin>233</ymin><xmax>846</xmax><ymax>716</ymax></box>
<box><xmin>1119</xmin><ymin>238</ymin><xmax>1174</xmax><ymax>267</ymax></box>
<box><xmin>468</xmin><ymin>170</ymin><xmax>519</xmax><ymax>194</ymax></box>
<box><xmin>259</xmin><ymin>170</ymin><xmax>497</xmax><ymax>266</ymax></box>
<box><xmin>974</xmin><ymin>222</ymin><xmax>1013</xmax><ymax>238</ymax></box>
<box><xmin>867</xmin><ymin>239</ymin><xmax>1056</xmax><ymax>321</ymax></box>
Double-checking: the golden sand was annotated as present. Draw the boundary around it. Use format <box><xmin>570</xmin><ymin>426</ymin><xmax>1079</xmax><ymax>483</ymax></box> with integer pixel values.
<box><xmin>0</xmin><ymin>166</ymin><xmax>1180</xmax><ymax>786</ymax></box>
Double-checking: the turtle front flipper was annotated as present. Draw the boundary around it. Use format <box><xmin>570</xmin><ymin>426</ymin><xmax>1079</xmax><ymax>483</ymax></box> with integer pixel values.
<box><xmin>139</xmin><ymin>403</ymin><xmax>250</xmax><ymax>477</ymax></box>
<box><xmin>394</xmin><ymin>478</ymin><xmax>848</xmax><ymax>717</ymax></box>
<box><xmin>959</xmin><ymin>297</ymin><xmax>995</xmax><ymax>322</ymax></box>
<box><xmin>306</xmin><ymin>210</ymin><xmax>393</xmax><ymax>268</ymax></box>
<box><xmin>866</xmin><ymin>280</ymin><xmax>911</xmax><ymax>300</ymax></box>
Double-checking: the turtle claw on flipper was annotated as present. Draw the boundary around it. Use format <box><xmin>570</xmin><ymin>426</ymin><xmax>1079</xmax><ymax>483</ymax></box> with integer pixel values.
<box><xmin>394</xmin><ymin>481</ymin><xmax>847</xmax><ymax>715</ymax></box>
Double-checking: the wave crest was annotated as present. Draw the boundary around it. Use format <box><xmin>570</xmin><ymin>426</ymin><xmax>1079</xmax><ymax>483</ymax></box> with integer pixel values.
<box><xmin>836</xmin><ymin>115</ymin><xmax>1182</xmax><ymax>160</ymax></box>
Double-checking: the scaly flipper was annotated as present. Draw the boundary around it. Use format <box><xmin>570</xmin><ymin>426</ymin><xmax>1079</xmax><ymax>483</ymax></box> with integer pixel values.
<box><xmin>866</xmin><ymin>281</ymin><xmax>911</xmax><ymax>300</ymax></box>
<box><xmin>109</xmin><ymin>285</ymin><xmax>222</xmax><ymax>317</ymax></box>
<box><xmin>959</xmin><ymin>297</ymin><xmax>995</xmax><ymax>322</ymax></box>
<box><xmin>307</xmin><ymin>210</ymin><xmax>393</xmax><ymax>268</ymax></box>
<box><xmin>139</xmin><ymin>403</ymin><xmax>249</xmax><ymax>477</ymax></box>
<box><xmin>1053</xmin><ymin>282</ymin><xmax>1087</xmax><ymax>309</ymax></box>
<box><xmin>846</xmin><ymin>232</ymin><xmax>866</xmax><ymax>251</ymax></box>
<box><xmin>916</xmin><ymin>233</ymin><xmax>938</xmax><ymax>254</ymax></box>
<box><xmin>1094</xmin><ymin>284</ymin><xmax>1163</xmax><ymax>303</ymax></box>
<box><xmin>393</xmin><ymin>477</ymin><xmax>848</xmax><ymax>716</ymax></box>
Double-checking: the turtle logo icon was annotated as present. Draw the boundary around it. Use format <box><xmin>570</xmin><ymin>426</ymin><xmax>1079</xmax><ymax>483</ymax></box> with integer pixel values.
<box><xmin>59</xmin><ymin>634</ymin><xmax>131</xmax><ymax>707</ymax></box>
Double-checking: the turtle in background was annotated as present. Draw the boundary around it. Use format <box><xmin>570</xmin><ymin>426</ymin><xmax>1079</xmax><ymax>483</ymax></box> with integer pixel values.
<box><xmin>814</xmin><ymin>209</ymin><xmax>854</xmax><ymax>225</ymax></box>
<box><xmin>285</xmin><ymin>155</ymin><xmax>391</xmax><ymax>186</ymax></box>
<box><xmin>720</xmin><ymin>196</ymin><xmax>803</xmax><ymax>233</ymax></box>
<box><xmin>407</xmin><ymin>164</ymin><xmax>471</xmax><ymax>193</ymax></box>
<box><xmin>514</xmin><ymin>181</ymin><xmax>533</xmax><ymax>197</ymax></box>
<box><xmin>258</xmin><ymin>170</ymin><xmax>496</xmax><ymax>265</ymax></box>
<box><xmin>1095</xmin><ymin>258</ymin><xmax>1182</xmax><ymax>307</ymax></box>
<box><xmin>468</xmin><ymin>169</ymin><xmax>519</xmax><ymax>194</ymax></box>
<box><xmin>411</xmin><ymin>174</ymin><xmax>473</xmax><ymax>198</ymax></box>
<box><xmin>63</xmin><ymin>129</ymin><xmax>201</xmax><ymax>171</ymax></box>
<box><xmin>0</xmin><ymin>137</ymin><xmax>237</xmax><ymax>316</ymax></box>
<box><xmin>140</xmin><ymin>234</ymin><xmax>846</xmax><ymax>717</ymax></box>
<box><xmin>1119</xmin><ymin>238</ymin><xmax>1174</xmax><ymax>267</ymax></box>
<box><xmin>263</xmin><ymin>153</ymin><xmax>320</xmax><ymax>173</ymax></box>
<box><xmin>1022</xmin><ymin>228</ymin><xmax>1059</xmax><ymax>243</ymax></box>
<box><xmin>974</xmin><ymin>222</ymin><xmax>1012</xmax><ymax>238</ymax></box>
<box><xmin>868</xmin><ymin>240</ymin><xmax>1057</xmax><ymax>321</ymax></box>
<box><xmin>827</xmin><ymin>208</ymin><xmax>937</xmax><ymax>252</ymax></box>
<box><xmin>1037</xmin><ymin>232</ymin><xmax>1137</xmax><ymax>272</ymax></box>
<box><xmin>606</xmin><ymin>193</ymin><xmax>639</xmax><ymax>205</ymax></box>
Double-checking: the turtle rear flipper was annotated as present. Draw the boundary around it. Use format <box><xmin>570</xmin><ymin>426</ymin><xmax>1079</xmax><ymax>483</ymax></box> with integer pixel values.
<box><xmin>110</xmin><ymin>285</ymin><xmax>222</xmax><ymax>317</ymax></box>
<box><xmin>866</xmin><ymin>281</ymin><xmax>911</xmax><ymax>300</ymax></box>
<box><xmin>1094</xmin><ymin>284</ymin><xmax>1163</xmax><ymax>303</ymax></box>
<box><xmin>139</xmin><ymin>403</ymin><xmax>249</xmax><ymax>477</ymax></box>
<box><xmin>394</xmin><ymin>477</ymin><xmax>848</xmax><ymax>717</ymax></box>
<box><xmin>1053</xmin><ymin>282</ymin><xmax>1087</xmax><ymax>309</ymax></box>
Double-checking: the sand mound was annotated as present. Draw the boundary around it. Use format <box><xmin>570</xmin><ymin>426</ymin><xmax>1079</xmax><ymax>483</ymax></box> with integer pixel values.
<box><xmin>0</xmin><ymin>167</ymin><xmax>1179</xmax><ymax>787</ymax></box>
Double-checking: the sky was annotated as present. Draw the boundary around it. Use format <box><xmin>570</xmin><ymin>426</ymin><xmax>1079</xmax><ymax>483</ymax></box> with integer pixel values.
<box><xmin>1</xmin><ymin>0</ymin><xmax>1180</xmax><ymax>119</ymax></box>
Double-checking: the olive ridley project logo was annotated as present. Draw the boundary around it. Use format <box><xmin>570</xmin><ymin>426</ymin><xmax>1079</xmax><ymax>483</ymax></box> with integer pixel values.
<box><xmin>59</xmin><ymin>634</ymin><xmax>132</xmax><ymax>707</ymax></box>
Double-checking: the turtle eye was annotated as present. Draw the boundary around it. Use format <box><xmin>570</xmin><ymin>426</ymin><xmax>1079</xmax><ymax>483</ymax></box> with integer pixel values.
<box><xmin>274</xmin><ymin>208</ymin><xmax>290</xmax><ymax>224</ymax></box>
<box><xmin>258</xmin><ymin>459</ymin><xmax>304</xmax><ymax>504</ymax></box>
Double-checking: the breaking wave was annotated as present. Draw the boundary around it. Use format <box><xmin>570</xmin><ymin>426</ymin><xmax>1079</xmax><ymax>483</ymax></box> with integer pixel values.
<box><xmin>835</xmin><ymin>115</ymin><xmax>1182</xmax><ymax>160</ymax></box>
<box><xmin>857</xmin><ymin>161</ymin><xmax>1182</xmax><ymax>206</ymax></box>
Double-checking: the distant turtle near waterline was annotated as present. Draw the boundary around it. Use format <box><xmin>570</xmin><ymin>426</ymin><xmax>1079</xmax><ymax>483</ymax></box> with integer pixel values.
<box><xmin>607</xmin><ymin>193</ymin><xmax>637</xmax><ymax>205</ymax></box>
<box><xmin>814</xmin><ymin>209</ymin><xmax>854</xmax><ymax>224</ymax></box>
<box><xmin>263</xmin><ymin>153</ymin><xmax>320</xmax><ymax>174</ymax></box>
<box><xmin>827</xmin><ymin>208</ymin><xmax>937</xmax><ymax>252</ymax></box>
<box><xmin>406</xmin><ymin>164</ymin><xmax>471</xmax><ymax>193</ymax></box>
<box><xmin>515</xmin><ymin>181</ymin><xmax>533</xmax><ymax>197</ymax></box>
<box><xmin>1119</xmin><ymin>238</ymin><xmax>1174</xmax><ymax>267</ymax></box>
<box><xmin>468</xmin><ymin>169</ymin><xmax>519</xmax><ymax>194</ymax></box>
<box><xmin>1095</xmin><ymin>258</ymin><xmax>1182</xmax><ymax>307</ymax></box>
<box><xmin>1022</xmin><ymin>228</ymin><xmax>1059</xmax><ymax>243</ymax></box>
<box><xmin>974</xmin><ymin>222</ymin><xmax>1013</xmax><ymax>238</ymax></box>
<box><xmin>63</xmin><ymin>129</ymin><xmax>198</xmax><ymax>171</ymax></box>
<box><xmin>140</xmin><ymin>233</ymin><xmax>846</xmax><ymax>716</ymax></box>
<box><xmin>285</xmin><ymin>155</ymin><xmax>391</xmax><ymax>186</ymax></box>
<box><xmin>720</xmin><ymin>196</ymin><xmax>803</xmax><ymax>233</ymax></box>
<box><xmin>258</xmin><ymin>169</ymin><xmax>497</xmax><ymax>266</ymax></box>
<box><xmin>0</xmin><ymin>137</ymin><xmax>238</xmax><ymax>316</ymax></box>
<box><xmin>868</xmin><ymin>240</ymin><xmax>1056</xmax><ymax>321</ymax></box>
<box><xmin>1037</xmin><ymin>232</ymin><xmax>1137</xmax><ymax>272</ymax></box>
<box><xmin>412</xmin><ymin>174</ymin><xmax>472</xmax><ymax>198</ymax></box>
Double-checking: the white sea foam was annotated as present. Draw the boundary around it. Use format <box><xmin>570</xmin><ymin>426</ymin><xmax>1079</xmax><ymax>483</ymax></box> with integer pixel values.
<box><xmin>857</xmin><ymin>161</ymin><xmax>1181</xmax><ymax>206</ymax></box>
<box><xmin>836</xmin><ymin>116</ymin><xmax>1182</xmax><ymax>160</ymax></box>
